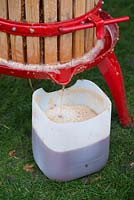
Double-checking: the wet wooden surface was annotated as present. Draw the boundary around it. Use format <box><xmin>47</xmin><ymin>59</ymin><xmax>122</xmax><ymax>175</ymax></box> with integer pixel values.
<box><xmin>8</xmin><ymin>0</ymin><xmax>24</xmax><ymax>63</ymax></box>
<box><xmin>44</xmin><ymin>0</ymin><xmax>57</xmax><ymax>64</ymax></box>
<box><xmin>85</xmin><ymin>0</ymin><xmax>95</xmax><ymax>52</ymax></box>
<box><xmin>25</xmin><ymin>0</ymin><xmax>40</xmax><ymax>64</ymax></box>
<box><xmin>59</xmin><ymin>0</ymin><xmax>73</xmax><ymax>64</ymax></box>
<box><xmin>73</xmin><ymin>0</ymin><xmax>86</xmax><ymax>58</ymax></box>
<box><xmin>0</xmin><ymin>0</ymin><xmax>8</xmax><ymax>60</ymax></box>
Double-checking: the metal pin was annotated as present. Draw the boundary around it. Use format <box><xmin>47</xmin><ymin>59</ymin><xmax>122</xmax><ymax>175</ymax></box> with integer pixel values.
<box><xmin>81</xmin><ymin>21</ymin><xmax>85</xmax><ymax>25</ymax></box>
<box><xmin>30</xmin><ymin>28</ymin><xmax>35</xmax><ymax>33</ymax></box>
<box><xmin>12</xmin><ymin>27</ymin><xmax>16</xmax><ymax>31</ymax></box>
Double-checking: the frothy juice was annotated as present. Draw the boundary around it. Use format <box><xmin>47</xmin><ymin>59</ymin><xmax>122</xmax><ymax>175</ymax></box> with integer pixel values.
<box><xmin>46</xmin><ymin>105</ymin><xmax>97</xmax><ymax>123</ymax></box>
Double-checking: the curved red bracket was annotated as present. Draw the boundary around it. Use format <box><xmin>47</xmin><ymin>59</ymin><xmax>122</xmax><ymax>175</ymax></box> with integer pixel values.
<box><xmin>89</xmin><ymin>14</ymin><xmax>104</xmax><ymax>39</ymax></box>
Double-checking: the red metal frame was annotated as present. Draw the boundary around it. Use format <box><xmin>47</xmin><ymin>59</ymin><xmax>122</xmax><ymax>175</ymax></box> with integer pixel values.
<box><xmin>60</xmin><ymin>16</ymin><xmax>129</xmax><ymax>39</ymax></box>
<box><xmin>0</xmin><ymin>12</ymin><xmax>120</xmax><ymax>84</ymax></box>
<box><xmin>0</xmin><ymin>0</ymin><xmax>102</xmax><ymax>38</ymax></box>
<box><xmin>0</xmin><ymin>0</ymin><xmax>129</xmax><ymax>39</ymax></box>
<box><xmin>0</xmin><ymin>1</ymin><xmax>132</xmax><ymax>127</ymax></box>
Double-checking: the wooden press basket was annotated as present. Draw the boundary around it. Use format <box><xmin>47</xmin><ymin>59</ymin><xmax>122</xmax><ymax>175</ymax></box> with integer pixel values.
<box><xmin>0</xmin><ymin>0</ymin><xmax>99</xmax><ymax>66</ymax></box>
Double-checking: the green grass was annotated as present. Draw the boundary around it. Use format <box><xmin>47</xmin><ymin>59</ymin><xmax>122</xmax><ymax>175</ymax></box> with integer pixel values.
<box><xmin>0</xmin><ymin>0</ymin><xmax>134</xmax><ymax>199</ymax></box>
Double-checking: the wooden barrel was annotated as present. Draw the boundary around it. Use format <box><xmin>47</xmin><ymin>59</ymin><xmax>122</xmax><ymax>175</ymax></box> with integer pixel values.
<box><xmin>0</xmin><ymin>0</ymin><xmax>99</xmax><ymax>65</ymax></box>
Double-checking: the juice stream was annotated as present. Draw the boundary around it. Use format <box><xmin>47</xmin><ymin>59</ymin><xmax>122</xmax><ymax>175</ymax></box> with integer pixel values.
<box><xmin>59</xmin><ymin>86</ymin><xmax>65</xmax><ymax>118</ymax></box>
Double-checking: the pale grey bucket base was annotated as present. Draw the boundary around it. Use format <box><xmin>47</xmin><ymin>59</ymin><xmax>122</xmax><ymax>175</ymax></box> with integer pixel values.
<box><xmin>32</xmin><ymin>128</ymin><xmax>110</xmax><ymax>182</ymax></box>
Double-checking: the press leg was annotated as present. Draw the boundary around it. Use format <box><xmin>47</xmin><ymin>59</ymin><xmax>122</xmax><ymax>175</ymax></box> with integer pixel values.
<box><xmin>97</xmin><ymin>52</ymin><xmax>131</xmax><ymax>127</ymax></box>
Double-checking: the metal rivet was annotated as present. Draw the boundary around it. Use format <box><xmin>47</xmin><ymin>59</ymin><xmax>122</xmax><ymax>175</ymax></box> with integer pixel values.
<box><xmin>12</xmin><ymin>27</ymin><xmax>16</xmax><ymax>31</ymax></box>
<box><xmin>30</xmin><ymin>28</ymin><xmax>35</xmax><ymax>33</ymax></box>
<box><xmin>116</xmin><ymin>72</ymin><xmax>119</xmax><ymax>76</ymax></box>
<box><xmin>81</xmin><ymin>21</ymin><xmax>85</xmax><ymax>25</ymax></box>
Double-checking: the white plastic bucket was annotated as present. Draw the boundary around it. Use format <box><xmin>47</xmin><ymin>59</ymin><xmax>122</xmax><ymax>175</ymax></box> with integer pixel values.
<box><xmin>32</xmin><ymin>80</ymin><xmax>112</xmax><ymax>181</ymax></box>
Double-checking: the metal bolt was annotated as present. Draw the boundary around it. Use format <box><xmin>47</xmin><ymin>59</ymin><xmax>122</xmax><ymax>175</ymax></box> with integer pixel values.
<box><xmin>30</xmin><ymin>28</ymin><xmax>35</xmax><ymax>33</ymax></box>
<box><xmin>81</xmin><ymin>21</ymin><xmax>85</xmax><ymax>25</ymax></box>
<box><xmin>12</xmin><ymin>27</ymin><xmax>16</xmax><ymax>31</ymax></box>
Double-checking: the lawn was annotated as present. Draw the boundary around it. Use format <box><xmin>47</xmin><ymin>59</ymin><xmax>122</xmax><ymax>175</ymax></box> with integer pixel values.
<box><xmin>0</xmin><ymin>0</ymin><xmax>134</xmax><ymax>199</ymax></box>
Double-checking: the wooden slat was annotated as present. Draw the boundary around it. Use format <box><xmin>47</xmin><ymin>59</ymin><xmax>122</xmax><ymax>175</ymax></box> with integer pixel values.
<box><xmin>94</xmin><ymin>0</ymin><xmax>97</xmax><ymax>46</ymax></box>
<box><xmin>85</xmin><ymin>0</ymin><xmax>95</xmax><ymax>52</ymax></box>
<box><xmin>59</xmin><ymin>0</ymin><xmax>73</xmax><ymax>63</ymax></box>
<box><xmin>44</xmin><ymin>0</ymin><xmax>57</xmax><ymax>64</ymax></box>
<box><xmin>8</xmin><ymin>0</ymin><xmax>24</xmax><ymax>63</ymax></box>
<box><xmin>95</xmin><ymin>0</ymin><xmax>99</xmax><ymax>5</ymax></box>
<box><xmin>25</xmin><ymin>0</ymin><xmax>40</xmax><ymax>64</ymax></box>
<box><xmin>0</xmin><ymin>0</ymin><xmax>8</xmax><ymax>60</ymax></box>
<box><xmin>73</xmin><ymin>0</ymin><xmax>85</xmax><ymax>59</ymax></box>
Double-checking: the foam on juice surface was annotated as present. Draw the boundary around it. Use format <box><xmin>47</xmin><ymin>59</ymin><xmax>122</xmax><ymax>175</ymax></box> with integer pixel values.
<box><xmin>46</xmin><ymin>105</ymin><xmax>97</xmax><ymax>123</ymax></box>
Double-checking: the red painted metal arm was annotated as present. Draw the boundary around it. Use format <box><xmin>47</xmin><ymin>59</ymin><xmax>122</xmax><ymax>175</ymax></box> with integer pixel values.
<box><xmin>60</xmin><ymin>16</ymin><xmax>129</xmax><ymax>39</ymax></box>
<box><xmin>0</xmin><ymin>15</ymin><xmax>129</xmax><ymax>39</ymax></box>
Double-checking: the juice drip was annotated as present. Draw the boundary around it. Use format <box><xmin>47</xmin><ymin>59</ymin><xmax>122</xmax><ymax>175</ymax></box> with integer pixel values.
<box><xmin>59</xmin><ymin>86</ymin><xmax>65</xmax><ymax>118</ymax></box>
